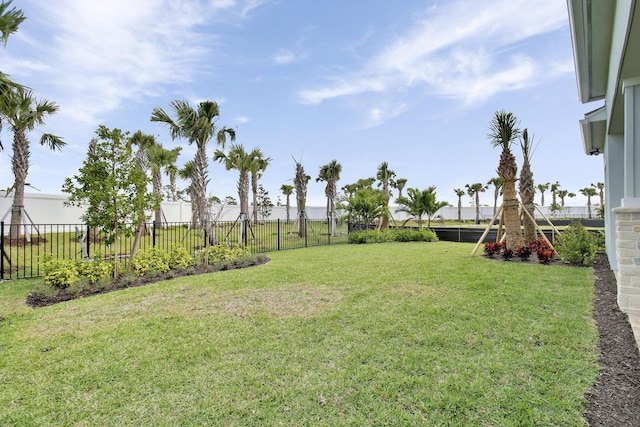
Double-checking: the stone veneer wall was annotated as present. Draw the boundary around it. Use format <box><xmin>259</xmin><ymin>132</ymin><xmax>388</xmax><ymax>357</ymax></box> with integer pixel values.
<box><xmin>614</xmin><ymin>207</ymin><xmax>640</xmax><ymax>313</ymax></box>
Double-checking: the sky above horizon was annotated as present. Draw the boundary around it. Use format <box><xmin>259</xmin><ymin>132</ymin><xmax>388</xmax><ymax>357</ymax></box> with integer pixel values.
<box><xmin>0</xmin><ymin>0</ymin><xmax>604</xmax><ymax>210</ymax></box>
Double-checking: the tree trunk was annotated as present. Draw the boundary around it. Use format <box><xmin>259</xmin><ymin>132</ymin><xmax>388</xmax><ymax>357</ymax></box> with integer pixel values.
<box><xmin>10</xmin><ymin>131</ymin><xmax>29</xmax><ymax>240</ymax></box>
<box><xmin>457</xmin><ymin>198</ymin><xmax>462</xmax><ymax>222</ymax></box>
<box><xmin>522</xmin><ymin>202</ymin><xmax>536</xmax><ymax>245</ymax></box>
<box><xmin>503</xmin><ymin>180</ymin><xmax>523</xmax><ymax>249</ymax></box>
<box><xmin>474</xmin><ymin>193</ymin><xmax>480</xmax><ymax>224</ymax></box>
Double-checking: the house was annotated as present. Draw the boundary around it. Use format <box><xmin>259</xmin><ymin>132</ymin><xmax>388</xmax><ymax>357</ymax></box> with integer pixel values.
<box><xmin>568</xmin><ymin>0</ymin><xmax>640</xmax><ymax>314</ymax></box>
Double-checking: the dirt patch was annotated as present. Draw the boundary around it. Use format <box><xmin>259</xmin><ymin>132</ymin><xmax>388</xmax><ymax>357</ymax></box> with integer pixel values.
<box><xmin>585</xmin><ymin>252</ymin><xmax>640</xmax><ymax>426</ymax></box>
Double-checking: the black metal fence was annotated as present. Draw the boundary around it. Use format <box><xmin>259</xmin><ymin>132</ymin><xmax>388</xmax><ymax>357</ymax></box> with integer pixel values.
<box><xmin>0</xmin><ymin>219</ymin><xmax>350</xmax><ymax>280</ymax></box>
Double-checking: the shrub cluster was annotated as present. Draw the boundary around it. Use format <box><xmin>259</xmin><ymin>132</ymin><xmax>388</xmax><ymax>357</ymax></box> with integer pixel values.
<box><xmin>484</xmin><ymin>238</ymin><xmax>555</xmax><ymax>264</ymax></box>
<box><xmin>194</xmin><ymin>244</ymin><xmax>249</xmax><ymax>265</ymax></box>
<box><xmin>555</xmin><ymin>221</ymin><xmax>604</xmax><ymax>266</ymax></box>
<box><xmin>347</xmin><ymin>229</ymin><xmax>438</xmax><ymax>244</ymax></box>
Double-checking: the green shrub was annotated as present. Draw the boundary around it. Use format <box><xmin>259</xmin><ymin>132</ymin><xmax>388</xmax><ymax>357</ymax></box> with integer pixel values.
<box><xmin>41</xmin><ymin>257</ymin><xmax>79</xmax><ymax>288</ymax></box>
<box><xmin>555</xmin><ymin>221</ymin><xmax>602</xmax><ymax>266</ymax></box>
<box><xmin>348</xmin><ymin>229</ymin><xmax>438</xmax><ymax>244</ymax></box>
<box><xmin>76</xmin><ymin>260</ymin><xmax>113</xmax><ymax>284</ymax></box>
<box><xmin>195</xmin><ymin>244</ymin><xmax>248</xmax><ymax>265</ymax></box>
<box><xmin>30</xmin><ymin>282</ymin><xmax>58</xmax><ymax>299</ymax></box>
<box><xmin>131</xmin><ymin>247</ymin><xmax>171</xmax><ymax>277</ymax></box>
<box><xmin>168</xmin><ymin>244</ymin><xmax>194</xmax><ymax>270</ymax></box>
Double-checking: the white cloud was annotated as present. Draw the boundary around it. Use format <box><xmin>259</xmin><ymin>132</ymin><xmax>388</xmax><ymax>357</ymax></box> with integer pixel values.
<box><xmin>298</xmin><ymin>0</ymin><xmax>569</xmax><ymax>107</ymax></box>
<box><xmin>273</xmin><ymin>49</ymin><xmax>297</xmax><ymax>64</ymax></box>
<box><xmin>234</xmin><ymin>116</ymin><xmax>250</xmax><ymax>124</ymax></box>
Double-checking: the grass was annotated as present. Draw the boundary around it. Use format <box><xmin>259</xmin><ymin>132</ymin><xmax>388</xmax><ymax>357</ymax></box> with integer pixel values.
<box><xmin>0</xmin><ymin>242</ymin><xmax>598</xmax><ymax>426</ymax></box>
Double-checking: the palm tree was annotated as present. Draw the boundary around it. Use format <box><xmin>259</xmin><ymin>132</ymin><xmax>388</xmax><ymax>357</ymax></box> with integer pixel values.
<box><xmin>128</xmin><ymin>131</ymin><xmax>158</xmax><ymax>258</ymax></box>
<box><xmin>0</xmin><ymin>0</ymin><xmax>26</xmax><ymax>108</ymax></box>
<box><xmin>487</xmin><ymin>177</ymin><xmax>502</xmax><ymax>216</ymax></box>
<box><xmin>0</xmin><ymin>86</ymin><xmax>64</xmax><ymax>239</ymax></box>
<box><xmin>317</xmin><ymin>160</ymin><xmax>342</xmax><ymax>236</ymax></box>
<box><xmin>465</xmin><ymin>183</ymin><xmax>487</xmax><ymax>224</ymax></box>
<box><xmin>396</xmin><ymin>187</ymin><xmax>448</xmax><ymax>229</ymax></box>
<box><xmin>394</xmin><ymin>178</ymin><xmax>408</xmax><ymax>199</ymax></box>
<box><xmin>488</xmin><ymin>110</ymin><xmax>522</xmax><ymax>249</ymax></box>
<box><xmin>376</xmin><ymin>162</ymin><xmax>396</xmax><ymax>230</ymax></box>
<box><xmin>151</xmin><ymin>100</ymin><xmax>235</xmax><ymax>245</ymax></box>
<box><xmin>557</xmin><ymin>190</ymin><xmax>576</xmax><ymax>207</ymax></box>
<box><xmin>248</xmin><ymin>148</ymin><xmax>270</xmax><ymax>225</ymax></box>
<box><xmin>537</xmin><ymin>182</ymin><xmax>550</xmax><ymax>206</ymax></box>
<box><xmin>580</xmin><ymin>187</ymin><xmax>598</xmax><ymax>219</ymax></box>
<box><xmin>280</xmin><ymin>184</ymin><xmax>294</xmax><ymax>224</ymax></box>
<box><xmin>454</xmin><ymin>188</ymin><xmax>465</xmax><ymax>222</ymax></box>
<box><xmin>519</xmin><ymin>129</ymin><xmax>536</xmax><ymax>245</ymax></box>
<box><xmin>213</xmin><ymin>144</ymin><xmax>252</xmax><ymax>242</ymax></box>
<box><xmin>550</xmin><ymin>181</ymin><xmax>561</xmax><ymax>208</ymax></box>
<box><xmin>293</xmin><ymin>158</ymin><xmax>310</xmax><ymax>237</ymax></box>
<box><xmin>592</xmin><ymin>182</ymin><xmax>604</xmax><ymax>207</ymax></box>
<box><xmin>148</xmin><ymin>144</ymin><xmax>182</xmax><ymax>224</ymax></box>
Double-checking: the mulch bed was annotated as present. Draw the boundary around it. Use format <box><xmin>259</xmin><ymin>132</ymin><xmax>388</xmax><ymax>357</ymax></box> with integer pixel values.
<box><xmin>26</xmin><ymin>256</ymin><xmax>270</xmax><ymax>308</ymax></box>
<box><xmin>585</xmin><ymin>252</ymin><xmax>640</xmax><ymax>426</ymax></box>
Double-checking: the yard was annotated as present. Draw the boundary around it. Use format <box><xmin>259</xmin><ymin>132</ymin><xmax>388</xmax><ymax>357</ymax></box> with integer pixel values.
<box><xmin>0</xmin><ymin>242</ymin><xmax>598</xmax><ymax>426</ymax></box>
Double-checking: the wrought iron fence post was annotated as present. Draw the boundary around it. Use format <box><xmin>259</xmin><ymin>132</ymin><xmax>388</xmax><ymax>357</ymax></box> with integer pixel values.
<box><xmin>152</xmin><ymin>222</ymin><xmax>156</xmax><ymax>248</ymax></box>
<box><xmin>327</xmin><ymin>215</ymin><xmax>331</xmax><ymax>245</ymax></box>
<box><xmin>277</xmin><ymin>218</ymin><xmax>281</xmax><ymax>251</ymax></box>
<box><xmin>305</xmin><ymin>217</ymin><xmax>308</xmax><ymax>247</ymax></box>
<box><xmin>86</xmin><ymin>225</ymin><xmax>91</xmax><ymax>259</ymax></box>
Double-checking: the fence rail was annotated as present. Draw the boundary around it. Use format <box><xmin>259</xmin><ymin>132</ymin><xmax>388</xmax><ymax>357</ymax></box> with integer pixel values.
<box><xmin>0</xmin><ymin>219</ymin><xmax>349</xmax><ymax>280</ymax></box>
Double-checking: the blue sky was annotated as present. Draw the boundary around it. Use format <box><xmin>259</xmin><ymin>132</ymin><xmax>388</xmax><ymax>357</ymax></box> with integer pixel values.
<box><xmin>0</xmin><ymin>0</ymin><xmax>603</xmax><ymax>208</ymax></box>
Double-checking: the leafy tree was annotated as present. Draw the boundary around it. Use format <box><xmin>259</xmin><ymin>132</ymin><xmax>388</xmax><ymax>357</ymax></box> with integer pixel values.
<box><xmin>454</xmin><ymin>188</ymin><xmax>465</xmax><ymax>222</ymax></box>
<box><xmin>249</xmin><ymin>148</ymin><xmax>270</xmax><ymax>225</ymax></box>
<box><xmin>519</xmin><ymin>129</ymin><xmax>536</xmax><ymax>245</ymax></box>
<box><xmin>257</xmin><ymin>184</ymin><xmax>273</xmax><ymax>220</ymax></box>
<box><xmin>487</xmin><ymin>177</ymin><xmax>502</xmax><ymax>217</ymax></box>
<box><xmin>224</xmin><ymin>196</ymin><xmax>238</xmax><ymax>205</ymax></box>
<box><xmin>317</xmin><ymin>159</ymin><xmax>342</xmax><ymax>236</ymax></box>
<box><xmin>280</xmin><ymin>184</ymin><xmax>294</xmax><ymax>223</ymax></box>
<box><xmin>537</xmin><ymin>182</ymin><xmax>550</xmax><ymax>206</ymax></box>
<box><xmin>396</xmin><ymin>187</ymin><xmax>449</xmax><ymax>229</ymax></box>
<box><xmin>465</xmin><ymin>182</ymin><xmax>487</xmax><ymax>224</ymax></box>
<box><xmin>293</xmin><ymin>158</ymin><xmax>310</xmax><ymax>237</ymax></box>
<box><xmin>488</xmin><ymin>110</ymin><xmax>523</xmax><ymax>249</ymax></box>
<box><xmin>151</xmin><ymin>100</ymin><xmax>235</xmax><ymax>245</ymax></box>
<box><xmin>580</xmin><ymin>187</ymin><xmax>598</xmax><ymax>219</ymax></box>
<box><xmin>376</xmin><ymin>162</ymin><xmax>396</xmax><ymax>230</ymax></box>
<box><xmin>342</xmin><ymin>188</ymin><xmax>384</xmax><ymax>229</ymax></box>
<box><xmin>1</xmin><ymin>86</ymin><xmax>65</xmax><ymax>239</ymax></box>
<box><xmin>62</xmin><ymin>126</ymin><xmax>152</xmax><ymax>279</ymax></box>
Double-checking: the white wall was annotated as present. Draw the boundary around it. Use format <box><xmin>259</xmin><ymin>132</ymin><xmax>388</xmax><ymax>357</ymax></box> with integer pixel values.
<box><xmin>0</xmin><ymin>191</ymin><xmax>593</xmax><ymax>228</ymax></box>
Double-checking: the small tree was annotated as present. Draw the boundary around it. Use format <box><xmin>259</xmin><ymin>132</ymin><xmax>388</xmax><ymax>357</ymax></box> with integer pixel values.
<box><xmin>454</xmin><ymin>188</ymin><xmax>465</xmax><ymax>222</ymax></box>
<box><xmin>537</xmin><ymin>182</ymin><xmax>550</xmax><ymax>206</ymax></box>
<box><xmin>293</xmin><ymin>158</ymin><xmax>310</xmax><ymax>237</ymax></box>
<box><xmin>342</xmin><ymin>188</ymin><xmax>383</xmax><ymax>229</ymax></box>
<box><xmin>487</xmin><ymin>177</ymin><xmax>502</xmax><ymax>217</ymax></box>
<box><xmin>62</xmin><ymin>126</ymin><xmax>153</xmax><ymax>279</ymax></box>
<box><xmin>257</xmin><ymin>184</ymin><xmax>273</xmax><ymax>220</ymax></box>
<box><xmin>397</xmin><ymin>187</ymin><xmax>449</xmax><ymax>229</ymax></box>
<box><xmin>580</xmin><ymin>187</ymin><xmax>598</xmax><ymax>219</ymax></box>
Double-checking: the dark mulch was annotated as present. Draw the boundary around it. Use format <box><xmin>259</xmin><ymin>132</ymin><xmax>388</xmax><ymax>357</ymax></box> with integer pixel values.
<box><xmin>585</xmin><ymin>252</ymin><xmax>640</xmax><ymax>426</ymax></box>
<box><xmin>26</xmin><ymin>256</ymin><xmax>270</xmax><ymax>308</ymax></box>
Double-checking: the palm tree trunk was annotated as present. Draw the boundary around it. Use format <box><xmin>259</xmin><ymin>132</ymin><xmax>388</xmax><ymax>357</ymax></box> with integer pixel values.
<box><xmin>153</xmin><ymin>170</ymin><xmax>163</xmax><ymax>227</ymax></box>
<box><xmin>474</xmin><ymin>193</ymin><xmax>480</xmax><ymax>224</ymax></box>
<box><xmin>10</xmin><ymin>131</ymin><xmax>29</xmax><ymax>240</ymax></box>
<box><xmin>503</xmin><ymin>180</ymin><xmax>523</xmax><ymax>249</ymax></box>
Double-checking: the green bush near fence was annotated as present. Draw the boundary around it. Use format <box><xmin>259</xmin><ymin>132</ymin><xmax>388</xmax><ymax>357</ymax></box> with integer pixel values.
<box><xmin>348</xmin><ymin>228</ymin><xmax>438</xmax><ymax>244</ymax></box>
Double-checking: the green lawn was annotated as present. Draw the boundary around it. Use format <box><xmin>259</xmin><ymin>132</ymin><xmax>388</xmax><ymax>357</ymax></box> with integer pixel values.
<box><xmin>0</xmin><ymin>242</ymin><xmax>598</xmax><ymax>426</ymax></box>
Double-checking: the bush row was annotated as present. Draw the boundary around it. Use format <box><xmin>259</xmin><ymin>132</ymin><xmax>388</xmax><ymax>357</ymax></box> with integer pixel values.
<box><xmin>348</xmin><ymin>228</ymin><xmax>439</xmax><ymax>244</ymax></box>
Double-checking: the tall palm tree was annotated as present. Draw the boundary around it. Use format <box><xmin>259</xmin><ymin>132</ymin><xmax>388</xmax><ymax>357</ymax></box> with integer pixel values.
<box><xmin>580</xmin><ymin>187</ymin><xmax>598</xmax><ymax>219</ymax></box>
<box><xmin>488</xmin><ymin>110</ymin><xmax>522</xmax><ymax>249</ymax></box>
<box><xmin>317</xmin><ymin>160</ymin><xmax>342</xmax><ymax>236</ymax></box>
<box><xmin>248</xmin><ymin>148</ymin><xmax>270</xmax><ymax>225</ymax></box>
<box><xmin>557</xmin><ymin>190</ymin><xmax>576</xmax><ymax>207</ymax></box>
<box><xmin>128</xmin><ymin>131</ymin><xmax>158</xmax><ymax>258</ymax></box>
<box><xmin>0</xmin><ymin>87</ymin><xmax>64</xmax><ymax>239</ymax></box>
<box><xmin>293</xmin><ymin>158</ymin><xmax>310</xmax><ymax>237</ymax></box>
<box><xmin>537</xmin><ymin>182</ymin><xmax>550</xmax><ymax>206</ymax></box>
<box><xmin>178</xmin><ymin>161</ymin><xmax>197</xmax><ymax>224</ymax></box>
<box><xmin>487</xmin><ymin>177</ymin><xmax>502</xmax><ymax>216</ymax></box>
<box><xmin>454</xmin><ymin>188</ymin><xmax>465</xmax><ymax>222</ymax></box>
<box><xmin>214</xmin><ymin>144</ymin><xmax>252</xmax><ymax>241</ymax></box>
<box><xmin>0</xmin><ymin>0</ymin><xmax>26</xmax><ymax>109</ymax></box>
<box><xmin>151</xmin><ymin>100</ymin><xmax>235</xmax><ymax>244</ymax></box>
<box><xmin>394</xmin><ymin>178</ymin><xmax>408</xmax><ymax>199</ymax></box>
<box><xmin>148</xmin><ymin>144</ymin><xmax>182</xmax><ymax>224</ymax></box>
<box><xmin>550</xmin><ymin>181</ymin><xmax>561</xmax><ymax>208</ymax></box>
<box><xmin>280</xmin><ymin>184</ymin><xmax>294</xmax><ymax>224</ymax></box>
<box><xmin>465</xmin><ymin>183</ymin><xmax>487</xmax><ymax>224</ymax></box>
<box><xmin>376</xmin><ymin>162</ymin><xmax>396</xmax><ymax>230</ymax></box>
<box><xmin>592</xmin><ymin>182</ymin><xmax>604</xmax><ymax>207</ymax></box>
<box><xmin>518</xmin><ymin>129</ymin><xmax>537</xmax><ymax>245</ymax></box>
